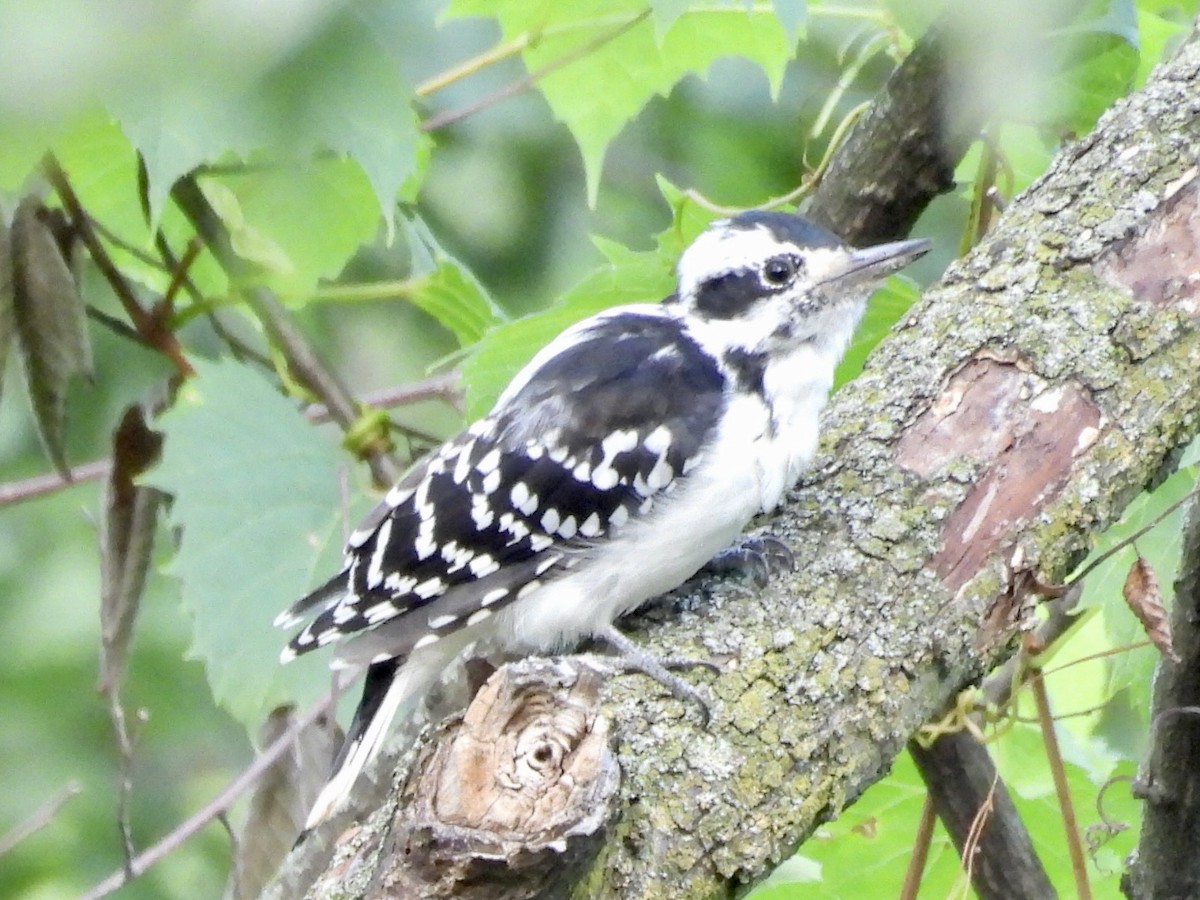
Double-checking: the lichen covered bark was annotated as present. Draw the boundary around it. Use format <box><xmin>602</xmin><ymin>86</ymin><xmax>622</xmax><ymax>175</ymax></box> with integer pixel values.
<box><xmin>294</xmin><ymin>25</ymin><xmax>1200</xmax><ymax>900</ymax></box>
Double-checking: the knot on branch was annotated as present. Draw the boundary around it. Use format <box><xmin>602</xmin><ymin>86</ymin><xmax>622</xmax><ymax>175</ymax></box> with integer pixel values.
<box><xmin>371</xmin><ymin>658</ymin><xmax>618</xmax><ymax>898</ymax></box>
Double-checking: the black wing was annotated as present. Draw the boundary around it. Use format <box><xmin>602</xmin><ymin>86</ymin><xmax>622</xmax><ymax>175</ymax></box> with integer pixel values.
<box><xmin>278</xmin><ymin>308</ymin><xmax>727</xmax><ymax>663</ymax></box>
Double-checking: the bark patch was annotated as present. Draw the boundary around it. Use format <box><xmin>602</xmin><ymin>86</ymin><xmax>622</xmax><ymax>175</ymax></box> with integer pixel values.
<box><xmin>898</xmin><ymin>357</ymin><xmax>1102</xmax><ymax>591</ymax></box>
<box><xmin>1096</xmin><ymin>167</ymin><xmax>1200</xmax><ymax>310</ymax></box>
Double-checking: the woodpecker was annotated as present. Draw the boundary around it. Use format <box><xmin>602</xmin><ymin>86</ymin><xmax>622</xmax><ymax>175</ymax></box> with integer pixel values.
<box><xmin>277</xmin><ymin>211</ymin><xmax>929</xmax><ymax>829</ymax></box>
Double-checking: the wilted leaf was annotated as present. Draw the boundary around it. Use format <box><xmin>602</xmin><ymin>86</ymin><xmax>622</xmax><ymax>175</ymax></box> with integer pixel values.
<box><xmin>99</xmin><ymin>400</ymin><xmax>167</xmax><ymax>697</ymax></box>
<box><xmin>0</xmin><ymin>214</ymin><xmax>14</xmax><ymax>405</ymax></box>
<box><xmin>10</xmin><ymin>196</ymin><xmax>93</xmax><ymax>475</ymax></box>
<box><xmin>225</xmin><ymin>705</ymin><xmax>341</xmax><ymax>900</ymax></box>
<box><xmin>1122</xmin><ymin>553</ymin><xmax>1180</xmax><ymax>663</ymax></box>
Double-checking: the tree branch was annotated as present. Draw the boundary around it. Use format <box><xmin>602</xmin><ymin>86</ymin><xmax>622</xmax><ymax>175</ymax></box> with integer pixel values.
<box><xmin>1122</xmin><ymin>498</ymin><xmax>1200</xmax><ymax>897</ymax></box>
<box><xmin>287</xmin><ymin>20</ymin><xmax>1200</xmax><ymax>898</ymax></box>
<box><xmin>0</xmin><ymin>374</ymin><xmax>461</xmax><ymax>510</ymax></box>
<box><xmin>170</xmin><ymin>176</ymin><xmax>403</xmax><ymax>487</ymax></box>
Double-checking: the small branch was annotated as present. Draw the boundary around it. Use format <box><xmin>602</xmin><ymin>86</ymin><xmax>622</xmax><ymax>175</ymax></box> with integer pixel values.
<box><xmin>0</xmin><ymin>374</ymin><xmax>461</xmax><ymax>510</ymax></box>
<box><xmin>153</xmin><ymin>237</ymin><xmax>202</xmax><ymax>321</ymax></box>
<box><xmin>41</xmin><ymin>154</ymin><xmax>194</xmax><ymax>378</ymax></box>
<box><xmin>909</xmin><ymin>732</ymin><xmax>1055</xmax><ymax>899</ymax></box>
<box><xmin>81</xmin><ymin>679</ymin><xmax>351</xmax><ymax>900</ymax></box>
<box><xmin>170</xmin><ymin>176</ymin><xmax>402</xmax><ymax>486</ymax></box>
<box><xmin>1030</xmin><ymin>671</ymin><xmax>1092</xmax><ymax>900</ymax></box>
<box><xmin>301</xmin><ymin>371</ymin><xmax>463</xmax><ymax>419</ymax></box>
<box><xmin>0</xmin><ymin>782</ymin><xmax>82</xmax><ymax>858</ymax></box>
<box><xmin>0</xmin><ymin>459</ymin><xmax>113</xmax><ymax>506</ymax></box>
<box><xmin>1065</xmin><ymin>484</ymin><xmax>1199</xmax><ymax>586</ymax></box>
<box><xmin>108</xmin><ymin>701</ymin><xmax>146</xmax><ymax>877</ymax></box>
<box><xmin>420</xmin><ymin>11</ymin><xmax>649</xmax><ymax>133</ymax></box>
<box><xmin>899</xmin><ymin>794</ymin><xmax>936</xmax><ymax>900</ymax></box>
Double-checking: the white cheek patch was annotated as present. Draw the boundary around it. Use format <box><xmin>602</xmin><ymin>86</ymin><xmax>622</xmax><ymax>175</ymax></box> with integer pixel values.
<box><xmin>801</xmin><ymin>247</ymin><xmax>853</xmax><ymax>285</ymax></box>
<box><xmin>676</xmin><ymin>223</ymin><xmax>793</xmax><ymax>295</ymax></box>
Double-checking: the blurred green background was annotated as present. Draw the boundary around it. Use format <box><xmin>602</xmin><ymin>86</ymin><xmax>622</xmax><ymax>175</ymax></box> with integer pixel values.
<box><xmin>1</xmin><ymin>0</ymin><xmax>1196</xmax><ymax>897</ymax></box>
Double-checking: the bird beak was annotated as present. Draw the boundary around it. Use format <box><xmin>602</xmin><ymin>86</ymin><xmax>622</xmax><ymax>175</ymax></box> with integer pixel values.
<box><xmin>820</xmin><ymin>237</ymin><xmax>931</xmax><ymax>288</ymax></box>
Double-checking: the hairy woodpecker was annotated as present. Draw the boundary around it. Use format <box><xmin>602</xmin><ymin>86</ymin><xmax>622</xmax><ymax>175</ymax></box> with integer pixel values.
<box><xmin>277</xmin><ymin>211</ymin><xmax>929</xmax><ymax>829</ymax></box>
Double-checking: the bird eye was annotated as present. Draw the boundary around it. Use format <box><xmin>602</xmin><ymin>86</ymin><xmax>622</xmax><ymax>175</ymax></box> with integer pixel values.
<box><xmin>763</xmin><ymin>255</ymin><xmax>798</xmax><ymax>286</ymax></box>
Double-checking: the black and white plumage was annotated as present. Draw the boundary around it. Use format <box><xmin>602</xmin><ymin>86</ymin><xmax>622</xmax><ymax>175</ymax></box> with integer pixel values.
<box><xmin>278</xmin><ymin>211</ymin><xmax>929</xmax><ymax>829</ymax></box>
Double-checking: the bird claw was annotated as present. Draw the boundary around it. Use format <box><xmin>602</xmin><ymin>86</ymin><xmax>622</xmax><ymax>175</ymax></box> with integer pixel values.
<box><xmin>593</xmin><ymin>626</ymin><xmax>717</xmax><ymax>726</ymax></box>
<box><xmin>704</xmin><ymin>534</ymin><xmax>795</xmax><ymax>586</ymax></box>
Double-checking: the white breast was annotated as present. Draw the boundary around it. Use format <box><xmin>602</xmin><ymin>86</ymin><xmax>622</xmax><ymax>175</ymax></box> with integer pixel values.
<box><xmin>495</xmin><ymin>393</ymin><xmax>771</xmax><ymax>652</ymax></box>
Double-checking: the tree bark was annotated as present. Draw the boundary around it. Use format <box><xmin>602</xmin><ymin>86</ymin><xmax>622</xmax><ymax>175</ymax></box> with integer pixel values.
<box><xmin>1122</xmin><ymin>499</ymin><xmax>1200</xmax><ymax>899</ymax></box>
<box><xmin>909</xmin><ymin>734</ymin><xmax>1056</xmax><ymax>900</ymax></box>
<box><xmin>277</xmin><ymin>20</ymin><xmax>1200</xmax><ymax>900</ymax></box>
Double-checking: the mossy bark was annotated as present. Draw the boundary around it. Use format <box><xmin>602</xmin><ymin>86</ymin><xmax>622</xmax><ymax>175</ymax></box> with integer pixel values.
<box><xmin>285</xmin><ymin>21</ymin><xmax>1200</xmax><ymax>900</ymax></box>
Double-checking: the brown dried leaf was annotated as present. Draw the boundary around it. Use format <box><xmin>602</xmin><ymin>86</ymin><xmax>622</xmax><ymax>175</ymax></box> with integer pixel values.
<box><xmin>1122</xmin><ymin>554</ymin><xmax>1181</xmax><ymax>663</ymax></box>
<box><xmin>11</xmin><ymin>196</ymin><xmax>92</xmax><ymax>476</ymax></box>
<box><xmin>226</xmin><ymin>706</ymin><xmax>341</xmax><ymax>900</ymax></box>
<box><xmin>0</xmin><ymin>214</ymin><xmax>14</xmax><ymax>405</ymax></box>
<box><xmin>99</xmin><ymin>402</ymin><xmax>166</xmax><ymax>696</ymax></box>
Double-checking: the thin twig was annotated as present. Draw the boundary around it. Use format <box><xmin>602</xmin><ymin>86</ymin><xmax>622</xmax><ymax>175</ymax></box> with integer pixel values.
<box><xmin>108</xmin><ymin>701</ymin><xmax>145</xmax><ymax>876</ymax></box>
<box><xmin>0</xmin><ymin>374</ymin><xmax>461</xmax><ymax>510</ymax></box>
<box><xmin>420</xmin><ymin>11</ymin><xmax>649</xmax><ymax>133</ymax></box>
<box><xmin>0</xmin><ymin>782</ymin><xmax>82</xmax><ymax>857</ymax></box>
<box><xmin>155</xmin><ymin>237</ymin><xmax>202</xmax><ymax>320</ymax></box>
<box><xmin>81</xmin><ymin>677</ymin><xmax>353</xmax><ymax>900</ymax></box>
<box><xmin>301</xmin><ymin>370</ymin><xmax>463</xmax><ymax>419</ymax></box>
<box><xmin>41</xmin><ymin>154</ymin><xmax>194</xmax><ymax>378</ymax></box>
<box><xmin>86</xmin><ymin>306</ymin><xmax>153</xmax><ymax>347</ymax></box>
<box><xmin>1067</xmin><ymin>484</ymin><xmax>1199</xmax><ymax>587</ymax></box>
<box><xmin>1030</xmin><ymin>671</ymin><xmax>1093</xmax><ymax>900</ymax></box>
<box><xmin>899</xmin><ymin>793</ymin><xmax>936</xmax><ymax>900</ymax></box>
<box><xmin>0</xmin><ymin>459</ymin><xmax>114</xmax><ymax>506</ymax></box>
<box><xmin>959</xmin><ymin>771</ymin><xmax>998</xmax><ymax>888</ymax></box>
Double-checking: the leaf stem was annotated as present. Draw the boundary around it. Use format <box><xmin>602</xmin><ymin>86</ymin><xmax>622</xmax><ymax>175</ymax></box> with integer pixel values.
<box><xmin>171</xmin><ymin>176</ymin><xmax>402</xmax><ymax>486</ymax></box>
<box><xmin>416</xmin><ymin>32</ymin><xmax>535</xmax><ymax>97</ymax></box>
<box><xmin>0</xmin><ymin>782</ymin><xmax>82</xmax><ymax>858</ymax></box>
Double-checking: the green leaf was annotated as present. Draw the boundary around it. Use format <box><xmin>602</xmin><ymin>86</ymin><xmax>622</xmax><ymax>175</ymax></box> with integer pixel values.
<box><xmin>1052</xmin><ymin>1</ymin><xmax>1139</xmax><ymax>135</ymax></box>
<box><xmin>460</xmin><ymin>178</ymin><xmax>716</xmax><ymax>417</ymax></box>
<box><xmin>833</xmin><ymin>275</ymin><xmax>920</xmax><ymax>389</ymax></box>
<box><xmin>1133</xmin><ymin>7</ymin><xmax>1189</xmax><ymax>87</ymax></box>
<box><xmin>48</xmin><ymin>111</ymin><xmax>229</xmax><ymax>300</ymax></box>
<box><xmin>397</xmin><ymin>217</ymin><xmax>504</xmax><ymax>346</ymax></box>
<box><xmin>448</xmin><ymin>0</ymin><xmax>793</xmax><ymax>203</ymax></box>
<box><xmin>766</xmin><ymin>754</ymin><xmax>966</xmax><ymax>898</ymax></box>
<box><xmin>10</xmin><ymin>197</ymin><xmax>93</xmax><ymax>475</ymax></box>
<box><xmin>147</xmin><ymin>357</ymin><xmax>365</xmax><ymax>731</ymax></box>
<box><xmin>114</xmin><ymin>8</ymin><xmax>428</xmax><ymax>236</ymax></box>
<box><xmin>772</xmin><ymin>0</ymin><xmax>807</xmax><ymax>45</ymax></box>
<box><xmin>198</xmin><ymin>159</ymin><xmax>382</xmax><ymax>300</ymax></box>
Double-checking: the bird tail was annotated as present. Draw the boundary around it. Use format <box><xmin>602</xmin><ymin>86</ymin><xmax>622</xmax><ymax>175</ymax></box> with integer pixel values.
<box><xmin>302</xmin><ymin>632</ymin><xmax>478</xmax><ymax>831</ymax></box>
